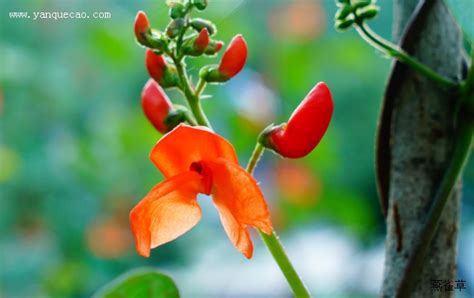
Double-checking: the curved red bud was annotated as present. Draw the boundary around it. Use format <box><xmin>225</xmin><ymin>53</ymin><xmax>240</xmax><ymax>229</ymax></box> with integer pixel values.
<box><xmin>146</xmin><ymin>49</ymin><xmax>167</xmax><ymax>83</ymax></box>
<box><xmin>134</xmin><ymin>11</ymin><xmax>150</xmax><ymax>44</ymax></box>
<box><xmin>195</xmin><ymin>28</ymin><xmax>210</xmax><ymax>52</ymax></box>
<box><xmin>218</xmin><ymin>34</ymin><xmax>247</xmax><ymax>79</ymax></box>
<box><xmin>266</xmin><ymin>82</ymin><xmax>334</xmax><ymax>158</ymax></box>
<box><xmin>214</xmin><ymin>41</ymin><xmax>224</xmax><ymax>53</ymax></box>
<box><xmin>141</xmin><ymin>79</ymin><xmax>173</xmax><ymax>133</ymax></box>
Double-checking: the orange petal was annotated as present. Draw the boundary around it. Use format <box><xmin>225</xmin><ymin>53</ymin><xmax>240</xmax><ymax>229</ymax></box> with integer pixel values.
<box><xmin>215</xmin><ymin>204</ymin><xmax>254</xmax><ymax>258</ymax></box>
<box><xmin>150</xmin><ymin>125</ymin><xmax>238</xmax><ymax>178</ymax></box>
<box><xmin>205</xmin><ymin>158</ymin><xmax>273</xmax><ymax>258</ymax></box>
<box><xmin>130</xmin><ymin>171</ymin><xmax>203</xmax><ymax>257</ymax></box>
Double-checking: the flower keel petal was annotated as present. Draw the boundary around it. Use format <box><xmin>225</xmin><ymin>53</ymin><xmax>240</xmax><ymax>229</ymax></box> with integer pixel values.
<box><xmin>206</xmin><ymin>158</ymin><xmax>273</xmax><ymax>257</ymax></box>
<box><xmin>215</xmin><ymin>204</ymin><xmax>253</xmax><ymax>258</ymax></box>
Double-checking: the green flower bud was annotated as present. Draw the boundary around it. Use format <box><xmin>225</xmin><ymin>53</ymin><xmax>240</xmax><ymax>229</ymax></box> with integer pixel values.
<box><xmin>335</xmin><ymin>4</ymin><xmax>353</xmax><ymax>20</ymax></box>
<box><xmin>357</xmin><ymin>5</ymin><xmax>379</xmax><ymax>20</ymax></box>
<box><xmin>190</xmin><ymin>18</ymin><xmax>216</xmax><ymax>35</ymax></box>
<box><xmin>169</xmin><ymin>3</ymin><xmax>186</xmax><ymax>19</ymax></box>
<box><xmin>192</xmin><ymin>0</ymin><xmax>208</xmax><ymax>10</ymax></box>
<box><xmin>166</xmin><ymin>18</ymin><xmax>186</xmax><ymax>38</ymax></box>
<box><xmin>335</xmin><ymin>18</ymin><xmax>355</xmax><ymax>31</ymax></box>
<box><xmin>352</xmin><ymin>0</ymin><xmax>372</xmax><ymax>10</ymax></box>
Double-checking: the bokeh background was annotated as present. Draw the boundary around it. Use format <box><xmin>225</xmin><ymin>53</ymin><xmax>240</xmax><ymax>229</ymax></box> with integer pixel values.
<box><xmin>1</xmin><ymin>0</ymin><xmax>473</xmax><ymax>297</ymax></box>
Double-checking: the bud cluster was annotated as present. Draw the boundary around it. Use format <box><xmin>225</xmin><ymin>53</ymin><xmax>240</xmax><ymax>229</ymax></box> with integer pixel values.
<box><xmin>133</xmin><ymin>0</ymin><xmax>248</xmax><ymax>133</ymax></box>
<box><xmin>334</xmin><ymin>0</ymin><xmax>379</xmax><ymax>31</ymax></box>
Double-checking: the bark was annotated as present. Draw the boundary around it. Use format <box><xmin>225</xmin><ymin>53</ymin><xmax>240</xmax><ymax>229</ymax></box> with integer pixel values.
<box><xmin>379</xmin><ymin>0</ymin><xmax>463</xmax><ymax>297</ymax></box>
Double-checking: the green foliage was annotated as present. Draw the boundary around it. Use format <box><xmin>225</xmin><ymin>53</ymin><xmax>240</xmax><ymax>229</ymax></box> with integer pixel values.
<box><xmin>93</xmin><ymin>268</ymin><xmax>179</xmax><ymax>298</ymax></box>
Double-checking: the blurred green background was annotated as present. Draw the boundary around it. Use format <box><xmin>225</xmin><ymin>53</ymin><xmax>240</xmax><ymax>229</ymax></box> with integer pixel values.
<box><xmin>1</xmin><ymin>0</ymin><xmax>472</xmax><ymax>297</ymax></box>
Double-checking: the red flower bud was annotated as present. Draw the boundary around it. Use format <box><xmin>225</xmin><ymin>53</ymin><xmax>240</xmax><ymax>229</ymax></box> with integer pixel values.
<box><xmin>204</xmin><ymin>40</ymin><xmax>223</xmax><ymax>56</ymax></box>
<box><xmin>145</xmin><ymin>49</ymin><xmax>178</xmax><ymax>88</ymax></box>
<box><xmin>141</xmin><ymin>79</ymin><xmax>173</xmax><ymax>133</ymax></box>
<box><xmin>214</xmin><ymin>41</ymin><xmax>223</xmax><ymax>52</ymax></box>
<box><xmin>134</xmin><ymin>11</ymin><xmax>150</xmax><ymax>45</ymax></box>
<box><xmin>218</xmin><ymin>34</ymin><xmax>247</xmax><ymax>79</ymax></box>
<box><xmin>260</xmin><ymin>82</ymin><xmax>333</xmax><ymax>158</ymax></box>
<box><xmin>146</xmin><ymin>49</ymin><xmax>166</xmax><ymax>82</ymax></box>
<box><xmin>195</xmin><ymin>28</ymin><xmax>210</xmax><ymax>52</ymax></box>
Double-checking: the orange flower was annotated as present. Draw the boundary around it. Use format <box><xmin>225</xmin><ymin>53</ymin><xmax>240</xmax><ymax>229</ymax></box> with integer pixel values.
<box><xmin>130</xmin><ymin>125</ymin><xmax>273</xmax><ymax>258</ymax></box>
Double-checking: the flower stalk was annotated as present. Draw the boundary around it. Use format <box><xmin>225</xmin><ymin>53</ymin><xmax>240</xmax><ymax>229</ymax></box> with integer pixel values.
<box><xmin>173</xmin><ymin>56</ymin><xmax>212</xmax><ymax>128</ymax></box>
<box><xmin>246</xmin><ymin>143</ymin><xmax>311</xmax><ymax>298</ymax></box>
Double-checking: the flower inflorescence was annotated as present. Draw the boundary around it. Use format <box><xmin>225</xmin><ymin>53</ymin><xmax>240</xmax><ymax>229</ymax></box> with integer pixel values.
<box><xmin>131</xmin><ymin>0</ymin><xmax>334</xmax><ymax>262</ymax></box>
<box><xmin>134</xmin><ymin>0</ymin><xmax>248</xmax><ymax>131</ymax></box>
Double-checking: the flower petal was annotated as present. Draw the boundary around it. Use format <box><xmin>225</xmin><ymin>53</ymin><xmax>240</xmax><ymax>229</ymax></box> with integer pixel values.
<box><xmin>205</xmin><ymin>158</ymin><xmax>273</xmax><ymax>258</ymax></box>
<box><xmin>130</xmin><ymin>171</ymin><xmax>203</xmax><ymax>257</ymax></box>
<box><xmin>214</xmin><ymin>204</ymin><xmax>253</xmax><ymax>258</ymax></box>
<box><xmin>150</xmin><ymin>125</ymin><xmax>238</xmax><ymax>178</ymax></box>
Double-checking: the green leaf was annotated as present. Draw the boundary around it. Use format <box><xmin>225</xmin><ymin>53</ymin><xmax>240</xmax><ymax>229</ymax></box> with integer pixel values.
<box><xmin>93</xmin><ymin>268</ymin><xmax>180</xmax><ymax>298</ymax></box>
<box><xmin>446</xmin><ymin>0</ymin><xmax>474</xmax><ymax>41</ymax></box>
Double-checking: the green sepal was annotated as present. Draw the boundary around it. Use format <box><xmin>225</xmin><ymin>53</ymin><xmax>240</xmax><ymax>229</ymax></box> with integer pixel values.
<box><xmin>199</xmin><ymin>65</ymin><xmax>227</xmax><ymax>83</ymax></box>
<box><xmin>257</xmin><ymin>123</ymin><xmax>287</xmax><ymax>158</ymax></box>
<box><xmin>257</xmin><ymin>123</ymin><xmax>277</xmax><ymax>150</ymax></box>
<box><xmin>145</xmin><ymin>30</ymin><xmax>167</xmax><ymax>51</ymax></box>
<box><xmin>164</xmin><ymin>105</ymin><xmax>188</xmax><ymax>131</ymax></box>
<box><xmin>160</xmin><ymin>67</ymin><xmax>180</xmax><ymax>88</ymax></box>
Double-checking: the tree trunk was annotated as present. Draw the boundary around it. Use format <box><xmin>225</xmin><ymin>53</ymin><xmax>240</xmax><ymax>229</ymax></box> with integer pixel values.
<box><xmin>379</xmin><ymin>0</ymin><xmax>463</xmax><ymax>297</ymax></box>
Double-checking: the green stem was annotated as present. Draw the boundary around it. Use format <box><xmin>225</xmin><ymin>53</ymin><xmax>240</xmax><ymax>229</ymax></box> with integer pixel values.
<box><xmin>246</xmin><ymin>143</ymin><xmax>311</xmax><ymax>298</ymax></box>
<box><xmin>175</xmin><ymin>3</ymin><xmax>193</xmax><ymax>57</ymax></box>
<box><xmin>355</xmin><ymin>21</ymin><xmax>458</xmax><ymax>89</ymax></box>
<box><xmin>245</xmin><ymin>143</ymin><xmax>265</xmax><ymax>174</ymax></box>
<box><xmin>188</xmin><ymin>95</ymin><xmax>210</xmax><ymax>127</ymax></box>
<box><xmin>396</xmin><ymin>112</ymin><xmax>473</xmax><ymax>298</ymax></box>
<box><xmin>258</xmin><ymin>231</ymin><xmax>310</xmax><ymax>298</ymax></box>
<box><xmin>183</xmin><ymin>110</ymin><xmax>197</xmax><ymax>126</ymax></box>
<box><xmin>173</xmin><ymin>57</ymin><xmax>212</xmax><ymax>128</ymax></box>
<box><xmin>195</xmin><ymin>78</ymin><xmax>206</xmax><ymax>97</ymax></box>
